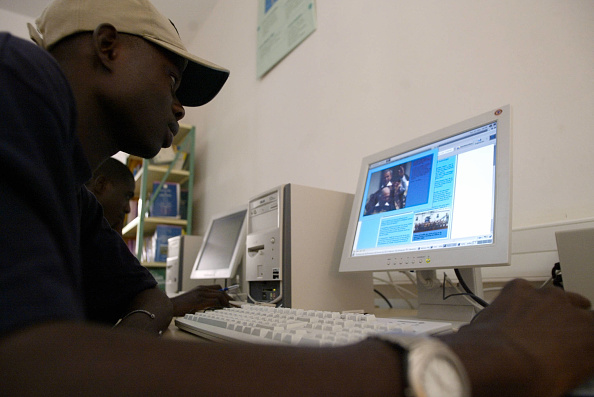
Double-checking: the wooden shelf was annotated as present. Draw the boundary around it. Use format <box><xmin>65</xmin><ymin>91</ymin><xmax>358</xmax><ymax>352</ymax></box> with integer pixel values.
<box><xmin>125</xmin><ymin>124</ymin><xmax>195</xmax><ymax>269</ymax></box>
<box><xmin>173</xmin><ymin>124</ymin><xmax>192</xmax><ymax>146</ymax></box>
<box><xmin>122</xmin><ymin>216</ymin><xmax>188</xmax><ymax>238</ymax></box>
<box><xmin>132</xmin><ymin>166</ymin><xmax>190</xmax><ymax>196</ymax></box>
<box><xmin>128</xmin><ymin>123</ymin><xmax>193</xmax><ymax>196</ymax></box>
<box><xmin>142</xmin><ymin>261</ymin><xmax>166</xmax><ymax>268</ymax></box>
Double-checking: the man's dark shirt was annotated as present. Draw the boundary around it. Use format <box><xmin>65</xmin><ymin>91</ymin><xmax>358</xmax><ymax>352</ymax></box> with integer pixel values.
<box><xmin>0</xmin><ymin>33</ymin><xmax>156</xmax><ymax>334</ymax></box>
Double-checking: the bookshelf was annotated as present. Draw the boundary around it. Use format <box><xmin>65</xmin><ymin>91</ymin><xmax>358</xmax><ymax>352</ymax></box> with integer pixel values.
<box><xmin>123</xmin><ymin>124</ymin><xmax>195</xmax><ymax>269</ymax></box>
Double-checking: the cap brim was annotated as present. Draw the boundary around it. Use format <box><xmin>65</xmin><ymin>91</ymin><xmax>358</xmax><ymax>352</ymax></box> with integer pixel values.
<box><xmin>177</xmin><ymin>60</ymin><xmax>229</xmax><ymax>107</ymax></box>
<box><xmin>144</xmin><ymin>36</ymin><xmax>229</xmax><ymax>107</ymax></box>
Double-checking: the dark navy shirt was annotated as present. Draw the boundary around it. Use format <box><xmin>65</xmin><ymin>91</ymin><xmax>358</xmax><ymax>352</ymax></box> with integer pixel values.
<box><xmin>0</xmin><ymin>33</ymin><xmax>156</xmax><ymax>334</ymax></box>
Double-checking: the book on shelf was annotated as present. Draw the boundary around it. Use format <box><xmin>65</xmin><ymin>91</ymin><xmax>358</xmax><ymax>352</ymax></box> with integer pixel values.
<box><xmin>138</xmin><ymin>236</ymin><xmax>154</xmax><ymax>263</ymax></box>
<box><xmin>150</xmin><ymin>181</ymin><xmax>180</xmax><ymax>218</ymax></box>
<box><xmin>151</xmin><ymin>224</ymin><xmax>183</xmax><ymax>263</ymax></box>
<box><xmin>125</xmin><ymin>225</ymin><xmax>183</xmax><ymax>264</ymax></box>
<box><xmin>125</xmin><ymin>237</ymin><xmax>136</xmax><ymax>255</ymax></box>
<box><xmin>179</xmin><ymin>189</ymin><xmax>188</xmax><ymax>220</ymax></box>
<box><xmin>126</xmin><ymin>156</ymin><xmax>143</xmax><ymax>177</ymax></box>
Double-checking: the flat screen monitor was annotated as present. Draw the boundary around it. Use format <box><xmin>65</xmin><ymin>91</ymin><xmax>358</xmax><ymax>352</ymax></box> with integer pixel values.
<box><xmin>339</xmin><ymin>106</ymin><xmax>512</xmax><ymax>321</ymax></box>
<box><xmin>190</xmin><ymin>207</ymin><xmax>247</xmax><ymax>280</ymax></box>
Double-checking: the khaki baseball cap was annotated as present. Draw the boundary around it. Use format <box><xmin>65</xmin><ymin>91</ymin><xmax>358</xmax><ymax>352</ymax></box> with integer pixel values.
<box><xmin>27</xmin><ymin>0</ymin><xmax>229</xmax><ymax>107</ymax></box>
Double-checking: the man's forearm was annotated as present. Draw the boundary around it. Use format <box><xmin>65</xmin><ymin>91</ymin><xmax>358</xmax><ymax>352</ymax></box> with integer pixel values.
<box><xmin>115</xmin><ymin>287</ymin><xmax>173</xmax><ymax>335</ymax></box>
<box><xmin>0</xmin><ymin>322</ymin><xmax>403</xmax><ymax>396</ymax></box>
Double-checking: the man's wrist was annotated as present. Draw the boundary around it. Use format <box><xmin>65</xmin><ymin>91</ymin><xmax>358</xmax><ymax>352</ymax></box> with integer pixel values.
<box><xmin>113</xmin><ymin>309</ymin><xmax>155</xmax><ymax>326</ymax></box>
<box><xmin>374</xmin><ymin>334</ymin><xmax>471</xmax><ymax>397</ymax></box>
<box><xmin>437</xmin><ymin>326</ymin><xmax>536</xmax><ymax>397</ymax></box>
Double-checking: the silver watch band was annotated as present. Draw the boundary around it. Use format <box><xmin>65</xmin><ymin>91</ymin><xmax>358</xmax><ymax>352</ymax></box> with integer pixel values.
<box><xmin>372</xmin><ymin>334</ymin><xmax>471</xmax><ymax>397</ymax></box>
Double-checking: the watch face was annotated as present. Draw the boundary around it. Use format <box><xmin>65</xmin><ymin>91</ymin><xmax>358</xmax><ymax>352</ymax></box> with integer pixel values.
<box><xmin>375</xmin><ymin>334</ymin><xmax>470</xmax><ymax>397</ymax></box>
<box><xmin>422</xmin><ymin>357</ymin><xmax>465</xmax><ymax>397</ymax></box>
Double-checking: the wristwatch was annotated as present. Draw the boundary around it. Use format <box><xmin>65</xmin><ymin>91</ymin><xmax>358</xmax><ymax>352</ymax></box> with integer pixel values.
<box><xmin>374</xmin><ymin>334</ymin><xmax>471</xmax><ymax>397</ymax></box>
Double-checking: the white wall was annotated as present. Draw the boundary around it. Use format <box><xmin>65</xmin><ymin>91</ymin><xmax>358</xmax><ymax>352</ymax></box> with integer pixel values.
<box><xmin>0</xmin><ymin>9</ymin><xmax>34</xmax><ymax>39</ymax></box>
<box><xmin>185</xmin><ymin>0</ymin><xmax>594</xmax><ymax>239</ymax></box>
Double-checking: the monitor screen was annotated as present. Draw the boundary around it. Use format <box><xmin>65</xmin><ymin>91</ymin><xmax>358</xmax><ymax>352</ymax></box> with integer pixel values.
<box><xmin>190</xmin><ymin>207</ymin><xmax>248</xmax><ymax>280</ymax></box>
<box><xmin>340</xmin><ymin>106</ymin><xmax>512</xmax><ymax>273</ymax></box>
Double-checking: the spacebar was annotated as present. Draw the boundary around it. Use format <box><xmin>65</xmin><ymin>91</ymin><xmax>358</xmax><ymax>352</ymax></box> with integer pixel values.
<box><xmin>196</xmin><ymin>317</ymin><xmax>228</xmax><ymax>328</ymax></box>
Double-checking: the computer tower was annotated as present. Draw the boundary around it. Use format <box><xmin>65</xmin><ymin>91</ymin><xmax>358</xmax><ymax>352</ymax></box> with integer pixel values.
<box><xmin>556</xmin><ymin>228</ymin><xmax>594</xmax><ymax>303</ymax></box>
<box><xmin>165</xmin><ymin>235</ymin><xmax>203</xmax><ymax>294</ymax></box>
<box><xmin>246</xmin><ymin>184</ymin><xmax>374</xmax><ymax>313</ymax></box>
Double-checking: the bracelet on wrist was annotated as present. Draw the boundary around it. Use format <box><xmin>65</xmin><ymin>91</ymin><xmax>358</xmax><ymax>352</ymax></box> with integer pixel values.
<box><xmin>113</xmin><ymin>309</ymin><xmax>156</xmax><ymax>328</ymax></box>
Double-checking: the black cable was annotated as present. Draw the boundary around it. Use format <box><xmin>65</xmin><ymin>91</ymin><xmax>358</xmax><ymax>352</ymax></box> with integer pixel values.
<box><xmin>453</xmin><ymin>269</ymin><xmax>489</xmax><ymax>307</ymax></box>
<box><xmin>442</xmin><ymin>282</ymin><xmax>482</xmax><ymax>303</ymax></box>
<box><xmin>374</xmin><ymin>289</ymin><xmax>393</xmax><ymax>309</ymax></box>
<box><xmin>552</xmin><ymin>262</ymin><xmax>563</xmax><ymax>288</ymax></box>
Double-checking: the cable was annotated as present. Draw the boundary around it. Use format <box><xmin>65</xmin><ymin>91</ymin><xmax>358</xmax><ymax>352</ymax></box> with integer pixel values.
<box><xmin>247</xmin><ymin>293</ymin><xmax>281</xmax><ymax>306</ymax></box>
<box><xmin>551</xmin><ymin>262</ymin><xmax>563</xmax><ymax>288</ymax></box>
<box><xmin>442</xmin><ymin>274</ymin><xmax>485</xmax><ymax>311</ymax></box>
<box><xmin>247</xmin><ymin>283</ymin><xmax>283</xmax><ymax>306</ymax></box>
<box><xmin>398</xmin><ymin>270</ymin><xmax>417</xmax><ymax>285</ymax></box>
<box><xmin>372</xmin><ymin>277</ymin><xmax>418</xmax><ymax>299</ymax></box>
<box><xmin>540</xmin><ymin>278</ymin><xmax>554</xmax><ymax>289</ymax></box>
<box><xmin>387</xmin><ymin>271</ymin><xmax>418</xmax><ymax>296</ymax></box>
<box><xmin>373</xmin><ymin>275</ymin><xmax>417</xmax><ymax>309</ymax></box>
<box><xmin>454</xmin><ymin>269</ymin><xmax>489</xmax><ymax>308</ymax></box>
<box><xmin>374</xmin><ymin>289</ymin><xmax>393</xmax><ymax>308</ymax></box>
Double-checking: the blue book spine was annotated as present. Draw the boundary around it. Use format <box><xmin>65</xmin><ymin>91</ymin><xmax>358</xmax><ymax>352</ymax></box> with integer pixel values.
<box><xmin>153</xmin><ymin>224</ymin><xmax>182</xmax><ymax>262</ymax></box>
<box><xmin>150</xmin><ymin>181</ymin><xmax>180</xmax><ymax>218</ymax></box>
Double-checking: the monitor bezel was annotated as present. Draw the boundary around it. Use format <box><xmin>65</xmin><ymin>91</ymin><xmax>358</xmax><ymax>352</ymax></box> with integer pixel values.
<box><xmin>190</xmin><ymin>206</ymin><xmax>248</xmax><ymax>280</ymax></box>
<box><xmin>339</xmin><ymin>105</ymin><xmax>512</xmax><ymax>273</ymax></box>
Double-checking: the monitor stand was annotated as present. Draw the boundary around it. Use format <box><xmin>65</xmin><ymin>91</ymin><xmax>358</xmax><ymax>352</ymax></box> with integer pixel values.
<box><xmin>416</xmin><ymin>268</ymin><xmax>484</xmax><ymax>323</ymax></box>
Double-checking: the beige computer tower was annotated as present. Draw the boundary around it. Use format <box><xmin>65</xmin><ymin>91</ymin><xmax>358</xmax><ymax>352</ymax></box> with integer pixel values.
<box><xmin>166</xmin><ymin>235</ymin><xmax>204</xmax><ymax>294</ymax></box>
<box><xmin>246</xmin><ymin>184</ymin><xmax>374</xmax><ymax>313</ymax></box>
<box><xmin>555</xmin><ymin>228</ymin><xmax>594</xmax><ymax>303</ymax></box>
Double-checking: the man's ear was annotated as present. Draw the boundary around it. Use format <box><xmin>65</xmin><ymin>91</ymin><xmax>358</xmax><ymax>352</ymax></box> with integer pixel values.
<box><xmin>91</xmin><ymin>175</ymin><xmax>110</xmax><ymax>195</ymax></box>
<box><xmin>92</xmin><ymin>23</ymin><xmax>120</xmax><ymax>71</ymax></box>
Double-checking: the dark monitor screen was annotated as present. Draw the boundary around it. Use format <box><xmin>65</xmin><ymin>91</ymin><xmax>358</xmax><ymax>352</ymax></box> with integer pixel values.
<box><xmin>190</xmin><ymin>207</ymin><xmax>247</xmax><ymax>279</ymax></box>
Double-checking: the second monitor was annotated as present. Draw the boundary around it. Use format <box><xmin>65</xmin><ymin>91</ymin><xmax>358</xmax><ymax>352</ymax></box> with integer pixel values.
<box><xmin>190</xmin><ymin>207</ymin><xmax>247</xmax><ymax>281</ymax></box>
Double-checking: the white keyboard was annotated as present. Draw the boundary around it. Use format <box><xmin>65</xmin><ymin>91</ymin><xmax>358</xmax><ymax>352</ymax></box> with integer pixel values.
<box><xmin>175</xmin><ymin>304</ymin><xmax>453</xmax><ymax>346</ymax></box>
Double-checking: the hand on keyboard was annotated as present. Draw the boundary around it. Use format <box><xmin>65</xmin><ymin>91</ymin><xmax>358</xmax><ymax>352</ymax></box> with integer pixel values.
<box><xmin>170</xmin><ymin>285</ymin><xmax>231</xmax><ymax>317</ymax></box>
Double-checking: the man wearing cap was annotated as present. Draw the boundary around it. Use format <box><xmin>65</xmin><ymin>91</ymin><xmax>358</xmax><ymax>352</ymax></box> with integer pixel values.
<box><xmin>0</xmin><ymin>0</ymin><xmax>230</xmax><ymax>337</ymax></box>
<box><xmin>1</xmin><ymin>0</ymin><xmax>593</xmax><ymax>396</ymax></box>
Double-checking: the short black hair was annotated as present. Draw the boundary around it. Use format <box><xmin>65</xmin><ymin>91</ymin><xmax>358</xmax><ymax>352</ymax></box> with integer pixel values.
<box><xmin>89</xmin><ymin>158</ymin><xmax>134</xmax><ymax>185</ymax></box>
